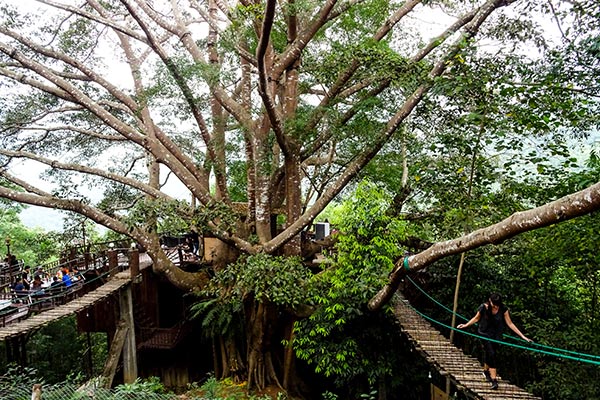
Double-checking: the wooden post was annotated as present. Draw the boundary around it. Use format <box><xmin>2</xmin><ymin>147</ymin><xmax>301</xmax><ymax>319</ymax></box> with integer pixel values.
<box><xmin>31</xmin><ymin>384</ymin><xmax>42</xmax><ymax>400</ymax></box>
<box><xmin>177</xmin><ymin>246</ymin><xmax>184</xmax><ymax>265</ymax></box>
<box><xmin>101</xmin><ymin>320</ymin><xmax>128</xmax><ymax>388</ymax></box>
<box><xmin>108</xmin><ymin>249</ymin><xmax>118</xmax><ymax>279</ymax></box>
<box><xmin>83</xmin><ymin>251</ymin><xmax>91</xmax><ymax>271</ymax></box>
<box><xmin>69</xmin><ymin>247</ymin><xmax>77</xmax><ymax>270</ymax></box>
<box><xmin>119</xmin><ymin>284</ymin><xmax>138</xmax><ymax>384</ymax></box>
<box><xmin>128</xmin><ymin>248</ymin><xmax>139</xmax><ymax>279</ymax></box>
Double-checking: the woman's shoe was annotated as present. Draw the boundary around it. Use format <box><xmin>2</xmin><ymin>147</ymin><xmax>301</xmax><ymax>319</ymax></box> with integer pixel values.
<box><xmin>483</xmin><ymin>370</ymin><xmax>492</xmax><ymax>382</ymax></box>
<box><xmin>491</xmin><ymin>379</ymin><xmax>499</xmax><ymax>390</ymax></box>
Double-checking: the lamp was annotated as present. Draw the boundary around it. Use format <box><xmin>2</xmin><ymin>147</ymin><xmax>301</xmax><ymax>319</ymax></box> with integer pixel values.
<box><xmin>5</xmin><ymin>237</ymin><xmax>10</xmax><ymax>256</ymax></box>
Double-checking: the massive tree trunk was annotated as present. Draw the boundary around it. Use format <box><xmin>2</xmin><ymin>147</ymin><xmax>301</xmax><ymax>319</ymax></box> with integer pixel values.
<box><xmin>0</xmin><ymin>0</ymin><xmax>596</xmax><ymax>396</ymax></box>
<box><xmin>246</xmin><ymin>300</ymin><xmax>281</xmax><ymax>391</ymax></box>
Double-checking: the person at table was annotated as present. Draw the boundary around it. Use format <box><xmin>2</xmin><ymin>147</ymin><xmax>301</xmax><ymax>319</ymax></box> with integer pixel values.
<box><xmin>21</xmin><ymin>271</ymin><xmax>31</xmax><ymax>291</ymax></box>
<box><xmin>50</xmin><ymin>276</ymin><xmax>62</xmax><ymax>288</ymax></box>
<box><xmin>31</xmin><ymin>275</ymin><xmax>44</xmax><ymax>293</ymax></box>
<box><xmin>48</xmin><ymin>276</ymin><xmax>64</xmax><ymax>293</ymax></box>
<box><xmin>12</xmin><ymin>277</ymin><xmax>28</xmax><ymax>300</ymax></box>
<box><xmin>8</xmin><ymin>254</ymin><xmax>19</xmax><ymax>268</ymax></box>
<box><xmin>34</xmin><ymin>266</ymin><xmax>48</xmax><ymax>279</ymax></box>
<box><xmin>23</xmin><ymin>265</ymin><xmax>32</xmax><ymax>280</ymax></box>
<box><xmin>60</xmin><ymin>267</ymin><xmax>73</xmax><ymax>288</ymax></box>
<box><xmin>12</xmin><ymin>277</ymin><xmax>25</xmax><ymax>292</ymax></box>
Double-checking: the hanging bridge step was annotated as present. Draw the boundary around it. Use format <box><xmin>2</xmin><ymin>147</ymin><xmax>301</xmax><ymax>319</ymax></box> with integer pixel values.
<box><xmin>393</xmin><ymin>293</ymin><xmax>540</xmax><ymax>400</ymax></box>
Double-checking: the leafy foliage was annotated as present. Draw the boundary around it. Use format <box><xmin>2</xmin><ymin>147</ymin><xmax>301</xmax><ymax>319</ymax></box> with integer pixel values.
<box><xmin>198</xmin><ymin>253</ymin><xmax>314</xmax><ymax>308</ymax></box>
<box><xmin>294</xmin><ymin>182</ymin><xmax>412</xmax><ymax>389</ymax></box>
<box><xmin>0</xmin><ymin>207</ymin><xmax>59</xmax><ymax>266</ymax></box>
<box><xmin>123</xmin><ymin>198</ymin><xmax>238</xmax><ymax>236</ymax></box>
<box><xmin>191</xmin><ymin>254</ymin><xmax>314</xmax><ymax>341</ymax></box>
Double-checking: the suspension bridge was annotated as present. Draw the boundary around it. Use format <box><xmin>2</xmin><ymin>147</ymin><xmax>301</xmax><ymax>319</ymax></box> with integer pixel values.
<box><xmin>2</xmin><ymin>241</ymin><xmax>594</xmax><ymax>398</ymax></box>
<box><xmin>394</xmin><ymin>292</ymin><xmax>540</xmax><ymax>399</ymax></box>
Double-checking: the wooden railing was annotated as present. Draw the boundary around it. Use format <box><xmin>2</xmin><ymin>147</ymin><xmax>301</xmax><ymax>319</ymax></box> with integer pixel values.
<box><xmin>0</xmin><ymin>247</ymin><xmax>138</xmax><ymax>328</ymax></box>
<box><xmin>137</xmin><ymin>322</ymin><xmax>191</xmax><ymax>350</ymax></box>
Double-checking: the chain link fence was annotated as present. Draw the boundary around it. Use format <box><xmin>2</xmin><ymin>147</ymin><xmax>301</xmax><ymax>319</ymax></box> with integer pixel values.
<box><xmin>0</xmin><ymin>386</ymin><xmax>185</xmax><ymax>400</ymax></box>
<box><xmin>0</xmin><ymin>383</ymin><xmax>187</xmax><ymax>400</ymax></box>
<box><xmin>0</xmin><ymin>377</ymin><xmax>190</xmax><ymax>400</ymax></box>
<box><xmin>0</xmin><ymin>367</ymin><xmax>283</xmax><ymax>400</ymax></box>
<box><xmin>0</xmin><ymin>375</ymin><xmax>283</xmax><ymax>400</ymax></box>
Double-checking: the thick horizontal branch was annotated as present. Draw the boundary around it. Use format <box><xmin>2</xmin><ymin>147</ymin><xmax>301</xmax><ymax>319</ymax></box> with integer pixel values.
<box><xmin>16</xmin><ymin>125</ymin><xmax>127</xmax><ymax>141</ymax></box>
<box><xmin>0</xmin><ymin>185</ymin><xmax>131</xmax><ymax>235</ymax></box>
<box><xmin>368</xmin><ymin>180</ymin><xmax>600</xmax><ymax>311</ymax></box>
<box><xmin>0</xmin><ymin>149</ymin><xmax>173</xmax><ymax>201</ymax></box>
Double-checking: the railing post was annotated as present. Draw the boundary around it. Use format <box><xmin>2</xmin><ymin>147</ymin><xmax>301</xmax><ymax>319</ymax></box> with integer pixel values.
<box><xmin>177</xmin><ymin>246</ymin><xmax>184</xmax><ymax>265</ymax></box>
<box><xmin>108</xmin><ymin>249</ymin><xmax>118</xmax><ymax>279</ymax></box>
<box><xmin>84</xmin><ymin>251</ymin><xmax>91</xmax><ymax>271</ymax></box>
<box><xmin>128</xmin><ymin>248</ymin><xmax>139</xmax><ymax>279</ymax></box>
<box><xmin>69</xmin><ymin>248</ymin><xmax>77</xmax><ymax>271</ymax></box>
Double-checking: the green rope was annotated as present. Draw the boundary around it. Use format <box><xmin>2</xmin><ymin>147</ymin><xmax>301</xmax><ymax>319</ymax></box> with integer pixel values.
<box><xmin>406</xmin><ymin>276</ymin><xmax>469</xmax><ymax>321</ymax></box>
<box><xmin>400</xmin><ymin>298</ymin><xmax>600</xmax><ymax>365</ymax></box>
<box><xmin>405</xmin><ymin>276</ymin><xmax>600</xmax><ymax>363</ymax></box>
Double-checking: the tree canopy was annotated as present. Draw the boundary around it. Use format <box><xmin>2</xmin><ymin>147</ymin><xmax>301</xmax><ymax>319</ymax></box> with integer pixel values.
<box><xmin>0</xmin><ymin>0</ymin><xmax>599</xmax><ymax>395</ymax></box>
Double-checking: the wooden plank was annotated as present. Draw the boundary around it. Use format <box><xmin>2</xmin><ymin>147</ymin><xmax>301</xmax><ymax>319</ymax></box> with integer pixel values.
<box><xmin>101</xmin><ymin>320</ymin><xmax>128</xmax><ymax>388</ymax></box>
<box><xmin>393</xmin><ymin>294</ymin><xmax>541</xmax><ymax>400</ymax></box>
<box><xmin>0</xmin><ymin>277</ymin><xmax>131</xmax><ymax>340</ymax></box>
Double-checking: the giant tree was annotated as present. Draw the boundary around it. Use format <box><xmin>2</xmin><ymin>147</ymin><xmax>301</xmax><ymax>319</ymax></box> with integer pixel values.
<box><xmin>0</xmin><ymin>0</ymin><xmax>599</xmax><ymax>393</ymax></box>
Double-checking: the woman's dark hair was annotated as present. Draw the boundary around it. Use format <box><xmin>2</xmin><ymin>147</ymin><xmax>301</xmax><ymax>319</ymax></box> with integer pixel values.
<box><xmin>489</xmin><ymin>293</ymin><xmax>503</xmax><ymax>307</ymax></box>
<box><xmin>485</xmin><ymin>293</ymin><xmax>503</xmax><ymax>318</ymax></box>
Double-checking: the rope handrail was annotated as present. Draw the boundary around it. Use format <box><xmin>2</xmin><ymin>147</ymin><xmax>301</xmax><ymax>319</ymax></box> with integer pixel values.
<box><xmin>404</xmin><ymin>276</ymin><xmax>600</xmax><ymax>363</ymax></box>
<box><xmin>399</xmin><ymin>295</ymin><xmax>600</xmax><ymax>366</ymax></box>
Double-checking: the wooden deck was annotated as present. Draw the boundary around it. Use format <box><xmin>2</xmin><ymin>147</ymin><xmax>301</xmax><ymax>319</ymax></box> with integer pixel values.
<box><xmin>0</xmin><ymin>275</ymin><xmax>131</xmax><ymax>341</ymax></box>
<box><xmin>0</xmin><ymin>253</ymin><xmax>152</xmax><ymax>341</ymax></box>
<box><xmin>394</xmin><ymin>294</ymin><xmax>540</xmax><ymax>400</ymax></box>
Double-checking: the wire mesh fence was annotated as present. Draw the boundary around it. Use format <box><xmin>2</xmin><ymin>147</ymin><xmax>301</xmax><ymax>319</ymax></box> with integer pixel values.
<box><xmin>0</xmin><ymin>380</ymin><xmax>186</xmax><ymax>400</ymax></box>
<box><xmin>0</xmin><ymin>368</ymin><xmax>190</xmax><ymax>400</ymax></box>
<box><xmin>0</xmin><ymin>375</ymin><xmax>280</xmax><ymax>400</ymax></box>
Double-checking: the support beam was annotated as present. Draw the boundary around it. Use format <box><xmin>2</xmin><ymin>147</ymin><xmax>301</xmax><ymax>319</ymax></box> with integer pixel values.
<box><xmin>119</xmin><ymin>284</ymin><xmax>138</xmax><ymax>384</ymax></box>
<box><xmin>101</xmin><ymin>320</ymin><xmax>128</xmax><ymax>388</ymax></box>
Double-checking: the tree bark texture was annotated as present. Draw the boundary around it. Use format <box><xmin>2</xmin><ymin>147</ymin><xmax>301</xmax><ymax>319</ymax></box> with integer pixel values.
<box><xmin>369</xmin><ymin>181</ymin><xmax>600</xmax><ymax>310</ymax></box>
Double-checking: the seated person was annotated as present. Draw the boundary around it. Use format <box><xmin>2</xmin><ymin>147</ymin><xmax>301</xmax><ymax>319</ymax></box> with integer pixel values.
<box><xmin>60</xmin><ymin>267</ymin><xmax>73</xmax><ymax>288</ymax></box>
<box><xmin>49</xmin><ymin>276</ymin><xmax>64</xmax><ymax>292</ymax></box>
<box><xmin>12</xmin><ymin>278</ymin><xmax>28</xmax><ymax>300</ymax></box>
<box><xmin>34</xmin><ymin>266</ymin><xmax>49</xmax><ymax>279</ymax></box>
<box><xmin>12</xmin><ymin>277</ymin><xmax>25</xmax><ymax>292</ymax></box>
<box><xmin>31</xmin><ymin>275</ymin><xmax>44</xmax><ymax>293</ymax></box>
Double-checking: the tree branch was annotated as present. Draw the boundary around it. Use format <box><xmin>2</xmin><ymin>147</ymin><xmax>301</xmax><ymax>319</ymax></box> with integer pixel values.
<box><xmin>120</xmin><ymin>0</ymin><xmax>230</xmax><ymax>202</ymax></box>
<box><xmin>272</xmin><ymin>0</ymin><xmax>339</xmax><ymax>81</ymax></box>
<box><xmin>35</xmin><ymin>0</ymin><xmax>149</xmax><ymax>43</ymax></box>
<box><xmin>0</xmin><ymin>185</ymin><xmax>132</xmax><ymax>235</ymax></box>
<box><xmin>256</xmin><ymin>0</ymin><xmax>288</xmax><ymax>156</ymax></box>
<box><xmin>0</xmin><ymin>149</ymin><xmax>174</xmax><ymax>201</ymax></box>
<box><xmin>369</xmin><ymin>180</ymin><xmax>600</xmax><ymax>310</ymax></box>
<box><xmin>265</xmin><ymin>0</ymin><xmax>517</xmax><ymax>253</ymax></box>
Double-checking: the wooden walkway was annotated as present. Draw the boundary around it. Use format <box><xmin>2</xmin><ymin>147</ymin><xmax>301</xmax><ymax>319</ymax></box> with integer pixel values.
<box><xmin>0</xmin><ymin>274</ymin><xmax>130</xmax><ymax>341</ymax></box>
<box><xmin>394</xmin><ymin>294</ymin><xmax>540</xmax><ymax>400</ymax></box>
